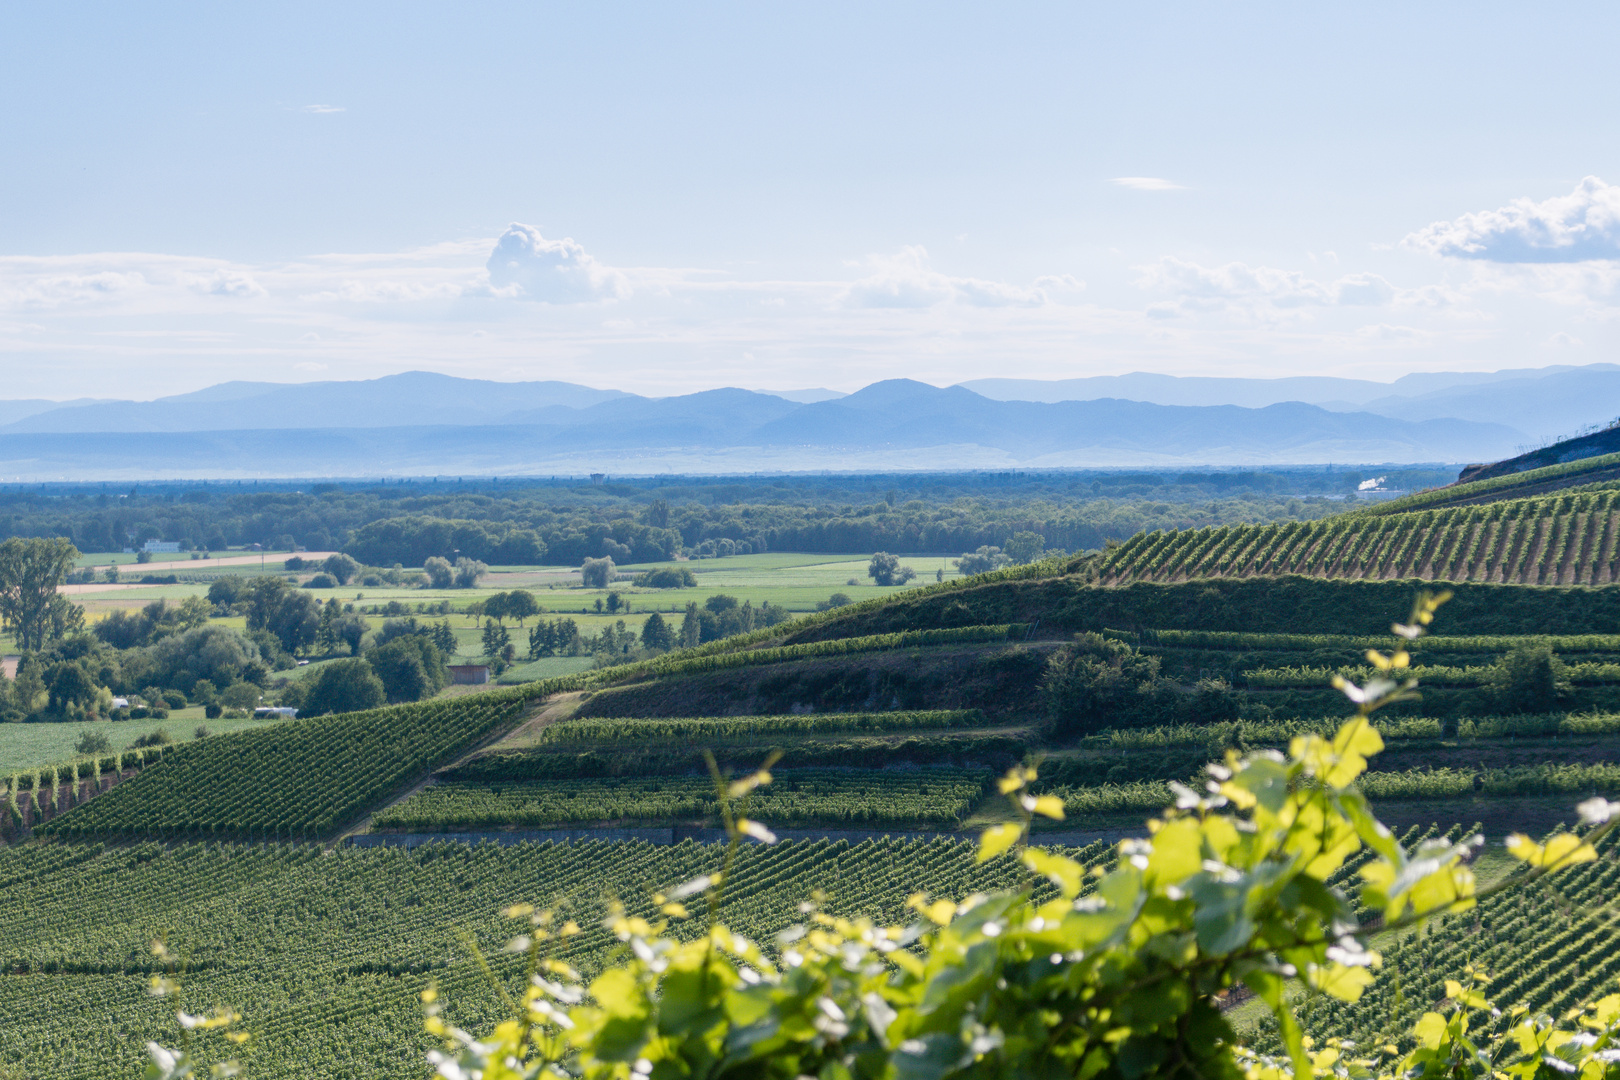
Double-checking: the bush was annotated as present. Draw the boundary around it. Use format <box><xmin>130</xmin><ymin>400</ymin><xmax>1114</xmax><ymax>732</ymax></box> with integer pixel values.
<box><xmin>1042</xmin><ymin>632</ymin><xmax>1165</xmax><ymax>735</ymax></box>
<box><xmin>194</xmin><ymin>725</ymin><xmax>212</xmax><ymax>739</ymax></box>
<box><xmin>128</xmin><ymin>729</ymin><xmax>172</xmax><ymax>749</ymax></box>
<box><xmin>633</xmin><ymin>567</ymin><xmax>696</xmax><ymax>588</ymax></box>
<box><xmin>160</xmin><ymin>690</ymin><xmax>186</xmax><ymax>711</ymax></box>
<box><xmin>1493</xmin><ymin>642</ymin><xmax>1571</xmax><ymax>713</ymax></box>
<box><xmin>303</xmin><ymin>572</ymin><xmax>339</xmax><ymax>589</ymax></box>
<box><xmin>204</xmin><ymin>702</ymin><xmax>223</xmax><ymax>720</ymax></box>
<box><xmin>74</xmin><ymin>729</ymin><xmax>111</xmax><ymax>756</ymax></box>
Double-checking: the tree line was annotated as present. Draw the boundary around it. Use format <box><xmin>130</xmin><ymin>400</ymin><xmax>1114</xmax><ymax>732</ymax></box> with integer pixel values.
<box><xmin>0</xmin><ymin>474</ymin><xmax>1356</xmax><ymax>562</ymax></box>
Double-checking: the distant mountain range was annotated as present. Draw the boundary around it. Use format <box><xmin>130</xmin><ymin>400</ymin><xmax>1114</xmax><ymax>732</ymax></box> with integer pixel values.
<box><xmin>0</xmin><ymin>370</ymin><xmax>1551</xmax><ymax>480</ymax></box>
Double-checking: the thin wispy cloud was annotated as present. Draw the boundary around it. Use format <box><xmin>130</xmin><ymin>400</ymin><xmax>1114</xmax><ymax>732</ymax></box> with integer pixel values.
<box><xmin>1111</xmin><ymin>177</ymin><xmax>1185</xmax><ymax>191</ymax></box>
<box><xmin>302</xmin><ymin>104</ymin><xmax>345</xmax><ymax>114</ymax></box>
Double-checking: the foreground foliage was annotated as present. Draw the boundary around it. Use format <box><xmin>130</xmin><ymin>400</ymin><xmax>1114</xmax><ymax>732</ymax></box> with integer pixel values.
<box><xmin>417</xmin><ymin>592</ymin><xmax>1620</xmax><ymax>1080</ymax></box>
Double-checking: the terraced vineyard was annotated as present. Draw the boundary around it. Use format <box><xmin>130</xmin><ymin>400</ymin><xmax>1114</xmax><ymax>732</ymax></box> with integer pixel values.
<box><xmin>1099</xmin><ymin>490</ymin><xmax>1620</xmax><ymax>584</ymax></box>
<box><xmin>534</xmin><ymin>709</ymin><xmax>985</xmax><ymax>747</ymax></box>
<box><xmin>37</xmin><ymin>693</ymin><xmax>538</xmax><ymax>841</ymax></box>
<box><xmin>372</xmin><ymin>768</ymin><xmax>990</xmax><ymax>830</ymax></box>
<box><xmin>0</xmin><ymin>836</ymin><xmax>1110</xmax><ymax>1079</ymax></box>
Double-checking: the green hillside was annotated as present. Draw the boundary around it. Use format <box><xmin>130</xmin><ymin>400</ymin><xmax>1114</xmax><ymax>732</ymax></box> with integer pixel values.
<box><xmin>12</xmin><ymin>473</ymin><xmax>1620</xmax><ymax>1074</ymax></box>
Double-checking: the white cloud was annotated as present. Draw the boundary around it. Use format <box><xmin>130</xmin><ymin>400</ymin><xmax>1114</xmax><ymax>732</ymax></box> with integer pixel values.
<box><xmin>0</xmin><ymin>270</ymin><xmax>146</xmax><ymax>309</ymax></box>
<box><xmin>1136</xmin><ymin>257</ymin><xmax>1398</xmax><ymax>310</ymax></box>
<box><xmin>1549</xmin><ymin>330</ymin><xmax>1585</xmax><ymax>346</ymax></box>
<box><xmin>184</xmin><ymin>269</ymin><xmax>265</xmax><ymax>298</ymax></box>
<box><xmin>1111</xmin><ymin>177</ymin><xmax>1185</xmax><ymax>191</ymax></box>
<box><xmin>484</xmin><ymin>223</ymin><xmax>629</xmax><ymax>303</ymax></box>
<box><xmin>1355</xmin><ymin>323</ymin><xmax>1424</xmax><ymax>341</ymax></box>
<box><xmin>840</xmin><ymin>246</ymin><xmax>1049</xmax><ymax>308</ymax></box>
<box><xmin>1404</xmin><ymin>176</ymin><xmax>1620</xmax><ymax>262</ymax></box>
<box><xmin>303</xmin><ymin>104</ymin><xmax>345</xmax><ymax>114</ymax></box>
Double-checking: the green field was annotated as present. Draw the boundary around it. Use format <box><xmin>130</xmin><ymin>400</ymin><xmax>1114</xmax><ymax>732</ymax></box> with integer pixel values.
<box><xmin>0</xmin><ymin>716</ymin><xmax>276</xmax><ymax>773</ymax></box>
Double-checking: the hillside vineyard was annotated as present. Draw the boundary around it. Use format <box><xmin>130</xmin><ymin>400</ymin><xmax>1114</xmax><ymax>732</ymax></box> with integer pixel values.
<box><xmin>1099</xmin><ymin>490</ymin><xmax>1620</xmax><ymax>584</ymax></box>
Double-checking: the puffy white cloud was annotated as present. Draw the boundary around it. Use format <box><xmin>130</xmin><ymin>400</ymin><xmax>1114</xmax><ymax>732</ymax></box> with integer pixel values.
<box><xmin>1404</xmin><ymin>176</ymin><xmax>1620</xmax><ymax>262</ymax></box>
<box><xmin>1111</xmin><ymin>177</ymin><xmax>1185</xmax><ymax>191</ymax></box>
<box><xmin>840</xmin><ymin>246</ymin><xmax>1050</xmax><ymax>308</ymax></box>
<box><xmin>485</xmin><ymin>223</ymin><xmax>629</xmax><ymax>303</ymax></box>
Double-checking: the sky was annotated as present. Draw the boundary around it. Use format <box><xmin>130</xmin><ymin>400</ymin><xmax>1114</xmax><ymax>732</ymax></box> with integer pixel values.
<box><xmin>4</xmin><ymin>2</ymin><xmax>1620</xmax><ymax>400</ymax></box>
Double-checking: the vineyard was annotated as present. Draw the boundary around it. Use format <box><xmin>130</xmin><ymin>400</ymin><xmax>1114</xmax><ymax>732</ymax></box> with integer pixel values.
<box><xmin>1357</xmin><ymin>449</ymin><xmax>1620</xmax><ymax>516</ymax></box>
<box><xmin>1098</xmin><ymin>490</ymin><xmax>1620</xmax><ymax>585</ymax></box>
<box><xmin>1296</xmin><ymin>823</ymin><xmax>1620</xmax><ymax>1050</ymax></box>
<box><xmin>0</xmin><ymin>836</ymin><xmax>1109</xmax><ymax>1079</ymax></box>
<box><xmin>533</xmin><ymin>709</ymin><xmax>986</xmax><ymax>747</ymax></box>
<box><xmin>36</xmin><ymin>694</ymin><xmax>535</xmax><ymax>841</ymax></box>
<box><xmin>1131</xmin><ymin>627</ymin><xmax>1620</xmax><ymax>655</ymax></box>
<box><xmin>371</xmin><ymin>768</ymin><xmax>991</xmax><ymax>830</ymax></box>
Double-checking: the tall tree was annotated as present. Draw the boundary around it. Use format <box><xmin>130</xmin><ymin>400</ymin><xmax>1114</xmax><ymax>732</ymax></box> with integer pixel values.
<box><xmin>0</xmin><ymin>537</ymin><xmax>84</xmax><ymax>651</ymax></box>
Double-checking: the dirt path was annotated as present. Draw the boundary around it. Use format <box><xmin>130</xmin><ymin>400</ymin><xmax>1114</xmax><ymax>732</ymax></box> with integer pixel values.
<box><xmin>327</xmin><ymin>693</ymin><xmax>578</xmax><ymax>848</ymax></box>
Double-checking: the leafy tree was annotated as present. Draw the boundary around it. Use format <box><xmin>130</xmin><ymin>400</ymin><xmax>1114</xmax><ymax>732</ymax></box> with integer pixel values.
<box><xmin>220</xmin><ymin>682</ymin><xmax>261</xmax><ymax>710</ymax></box>
<box><xmin>322</xmin><ymin>552</ymin><xmax>362</xmax><ymax>585</ymax></box>
<box><xmin>866</xmin><ymin>550</ymin><xmax>915</xmax><ymax>586</ymax></box>
<box><xmin>955</xmin><ymin>544</ymin><xmax>1011</xmax><ymax>575</ymax></box>
<box><xmin>639</xmin><ymin>611</ymin><xmax>674</xmax><ymax>651</ymax></box>
<box><xmin>679</xmin><ymin>602</ymin><xmax>701</xmax><ymax>648</ymax></box>
<box><xmin>431</xmin><ymin>619</ymin><xmax>457</xmax><ymax>657</ymax></box>
<box><xmin>243</xmin><ymin>577</ymin><xmax>320</xmax><ymax>655</ymax></box>
<box><xmin>633</xmin><ymin>566</ymin><xmax>696</xmax><ymax>588</ymax></box>
<box><xmin>1004</xmin><ymin>530</ymin><xmax>1046</xmax><ymax>564</ymax></box>
<box><xmin>366</xmin><ymin>635</ymin><xmax>446</xmax><ymax>702</ymax></box>
<box><xmin>452</xmin><ymin>557</ymin><xmax>488</xmax><ymax>588</ymax></box>
<box><xmin>45</xmin><ymin>662</ymin><xmax>99</xmax><ymax>716</ymax></box>
<box><xmin>0</xmin><ymin>537</ymin><xmax>84</xmax><ymax>651</ymax></box>
<box><xmin>74</xmin><ymin>728</ymin><xmax>111</xmax><ymax>756</ymax></box>
<box><xmin>641</xmin><ymin>498</ymin><xmax>670</xmax><ymax>528</ymax></box>
<box><xmin>300</xmin><ymin>658</ymin><xmax>386</xmax><ymax>717</ymax></box>
<box><xmin>605</xmin><ymin>591</ymin><xmax>621</xmax><ymax>614</ymax></box>
<box><xmin>580</xmin><ymin>557</ymin><xmax>615</xmax><ymax>589</ymax></box>
<box><xmin>422</xmin><ymin>556</ymin><xmax>454</xmax><ymax>589</ymax></box>
<box><xmin>483</xmin><ymin>590</ymin><xmax>540</xmax><ymax>625</ymax></box>
<box><xmin>206</xmin><ymin>577</ymin><xmax>241</xmax><ymax>611</ymax></box>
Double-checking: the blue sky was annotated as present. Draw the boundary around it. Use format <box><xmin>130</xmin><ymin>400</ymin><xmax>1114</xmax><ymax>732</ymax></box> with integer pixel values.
<box><xmin>4</xmin><ymin>2</ymin><xmax>1620</xmax><ymax>398</ymax></box>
